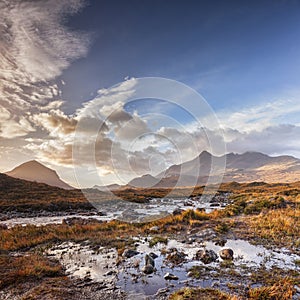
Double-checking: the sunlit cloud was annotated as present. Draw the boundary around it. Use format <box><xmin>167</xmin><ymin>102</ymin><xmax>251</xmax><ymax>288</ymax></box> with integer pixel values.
<box><xmin>0</xmin><ymin>0</ymin><xmax>90</xmax><ymax>139</ymax></box>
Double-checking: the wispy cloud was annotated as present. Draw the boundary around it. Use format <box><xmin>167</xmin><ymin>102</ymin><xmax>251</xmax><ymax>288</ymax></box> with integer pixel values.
<box><xmin>0</xmin><ymin>0</ymin><xmax>90</xmax><ymax>138</ymax></box>
<box><xmin>217</xmin><ymin>99</ymin><xmax>300</xmax><ymax>133</ymax></box>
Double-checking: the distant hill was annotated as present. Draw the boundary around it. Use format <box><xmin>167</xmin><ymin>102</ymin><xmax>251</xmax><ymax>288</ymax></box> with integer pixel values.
<box><xmin>223</xmin><ymin>151</ymin><xmax>300</xmax><ymax>183</ymax></box>
<box><xmin>0</xmin><ymin>173</ymin><xmax>95</xmax><ymax>213</ymax></box>
<box><xmin>127</xmin><ymin>151</ymin><xmax>300</xmax><ymax>188</ymax></box>
<box><xmin>6</xmin><ymin>160</ymin><xmax>73</xmax><ymax>190</ymax></box>
<box><xmin>128</xmin><ymin>174</ymin><xmax>160</xmax><ymax>188</ymax></box>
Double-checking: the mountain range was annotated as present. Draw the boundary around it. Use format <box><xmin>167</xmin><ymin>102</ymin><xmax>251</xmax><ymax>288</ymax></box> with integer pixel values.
<box><xmin>127</xmin><ymin>151</ymin><xmax>300</xmax><ymax>188</ymax></box>
<box><xmin>5</xmin><ymin>160</ymin><xmax>73</xmax><ymax>190</ymax></box>
<box><xmin>4</xmin><ymin>151</ymin><xmax>300</xmax><ymax>190</ymax></box>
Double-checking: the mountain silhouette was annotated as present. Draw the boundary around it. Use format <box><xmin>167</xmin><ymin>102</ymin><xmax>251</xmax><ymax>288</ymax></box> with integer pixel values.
<box><xmin>6</xmin><ymin>160</ymin><xmax>73</xmax><ymax>190</ymax></box>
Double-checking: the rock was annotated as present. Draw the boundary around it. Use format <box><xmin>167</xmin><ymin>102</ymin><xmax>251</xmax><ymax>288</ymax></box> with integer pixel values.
<box><xmin>193</xmin><ymin>228</ymin><xmax>216</xmax><ymax>240</ymax></box>
<box><xmin>209</xmin><ymin>198</ymin><xmax>219</xmax><ymax>203</ymax></box>
<box><xmin>172</xmin><ymin>208</ymin><xmax>183</xmax><ymax>215</ymax></box>
<box><xmin>122</xmin><ymin>249</ymin><xmax>139</xmax><ymax>258</ymax></box>
<box><xmin>142</xmin><ymin>264</ymin><xmax>154</xmax><ymax>274</ymax></box>
<box><xmin>145</xmin><ymin>254</ymin><xmax>155</xmax><ymax>267</ymax></box>
<box><xmin>187</xmin><ymin>271</ymin><xmax>193</xmax><ymax>277</ymax></box>
<box><xmin>149</xmin><ymin>226</ymin><xmax>160</xmax><ymax>232</ymax></box>
<box><xmin>149</xmin><ymin>252</ymin><xmax>158</xmax><ymax>259</ymax></box>
<box><xmin>214</xmin><ymin>238</ymin><xmax>227</xmax><ymax>247</ymax></box>
<box><xmin>166</xmin><ymin>249</ymin><xmax>186</xmax><ymax>265</ymax></box>
<box><xmin>63</xmin><ymin>217</ymin><xmax>103</xmax><ymax>226</ymax></box>
<box><xmin>195</xmin><ymin>249</ymin><xmax>218</xmax><ymax>264</ymax></box>
<box><xmin>187</xmin><ymin>228</ymin><xmax>200</xmax><ymax>235</ymax></box>
<box><xmin>164</xmin><ymin>272</ymin><xmax>179</xmax><ymax>280</ymax></box>
<box><xmin>186</xmin><ymin>237</ymin><xmax>196</xmax><ymax>244</ymax></box>
<box><xmin>142</xmin><ymin>253</ymin><xmax>156</xmax><ymax>274</ymax></box>
<box><xmin>196</xmin><ymin>207</ymin><xmax>205</xmax><ymax>212</ymax></box>
<box><xmin>104</xmin><ymin>270</ymin><xmax>117</xmax><ymax>276</ymax></box>
<box><xmin>219</xmin><ymin>248</ymin><xmax>234</xmax><ymax>260</ymax></box>
<box><xmin>154</xmin><ymin>287</ymin><xmax>170</xmax><ymax>299</ymax></box>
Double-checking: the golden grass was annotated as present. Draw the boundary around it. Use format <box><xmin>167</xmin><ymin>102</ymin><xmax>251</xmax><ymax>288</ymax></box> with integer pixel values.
<box><xmin>1</xmin><ymin>180</ymin><xmax>299</xmax><ymax>299</ymax></box>
<box><xmin>169</xmin><ymin>278</ymin><xmax>295</xmax><ymax>300</ymax></box>
<box><xmin>248</xmin><ymin>278</ymin><xmax>295</xmax><ymax>300</ymax></box>
<box><xmin>168</xmin><ymin>287</ymin><xmax>239</xmax><ymax>300</ymax></box>
<box><xmin>0</xmin><ymin>254</ymin><xmax>63</xmax><ymax>289</ymax></box>
<box><xmin>0</xmin><ymin>221</ymin><xmax>137</xmax><ymax>251</ymax></box>
<box><xmin>245</xmin><ymin>207</ymin><xmax>299</xmax><ymax>245</ymax></box>
<box><xmin>0</xmin><ymin>210</ymin><xmax>214</xmax><ymax>251</ymax></box>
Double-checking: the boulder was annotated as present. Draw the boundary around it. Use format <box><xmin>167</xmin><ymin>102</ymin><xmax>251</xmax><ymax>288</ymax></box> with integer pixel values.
<box><xmin>195</xmin><ymin>249</ymin><xmax>218</xmax><ymax>264</ymax></box>
<box><xmin>142</xmin><ymin>253</ymin><xmax>156</xmax><ymax>274</ymax></box>
<box><xmin>214</xmin><ymin>238</ymin><xmax>227</xmax><ymax>247</ymax></box>
<box><xmin>219</xmin><ymin>248</ymin><xmax>234</xmax><ymax>260</ymax></box>
<box><xmin>193</xmin><ymin>228</ymin><xmax>216</xmax><ymax>241</ymax></box>
<box><xmin>172</xmin><ymin>208</ymin><xmax>183</xmax><ymax>215</ymax></box>
<box><xmin>142</xmin><ymin>264</ymin><xmax>154</xmax><ymax>274</ymax></box>
<box><xmin>164</xmin><ymin>272</ymin><xmax>179</xmax><ymax>280</ymax></box>
<box><xmin>145</xmin><ymin>254</ymin><xmax>155</xmax><ymax>267</ymax></box>
<box><xmin>122</xmin><ymin>249</ymin><xmax>139</xmax><ymax>258</ymax></box>
<box><xmin>149</xmin><ymin>252</ymin><xmax>158</xmax><ymax>259</ymax></box>
<box><xmin>166</xmin><ymin>249</ymin><xmax>186</xmax><ymax>265</ymax></box>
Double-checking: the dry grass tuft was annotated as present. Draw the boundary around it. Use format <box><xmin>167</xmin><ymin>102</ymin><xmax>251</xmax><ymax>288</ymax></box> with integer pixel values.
<box><xmin>245</xmin><ymin>207</ymin><xmax>299</xmax><ymax>245</ymax></box>
<box><xmin>0</xmin><ymin>254</ymin><xmax>63</xmax><ymax>289</ymax></box>
<box><xmin>168</xmin><ymin>287</ymin><xmax>239</xmax><ymax>300</ymax></box>
<box><xmin>248</xmin><ymin>278</ymin><xmax>295</xmax><ymax>299</ymax></box>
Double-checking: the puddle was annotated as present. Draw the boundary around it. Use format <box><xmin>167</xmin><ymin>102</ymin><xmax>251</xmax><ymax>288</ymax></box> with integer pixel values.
<box><xmin>47</xmin><ymin>241</ymin><xmax>118</xmax><ymax>285</ymax></box>
<box><xmin>46</xmin><ymin>237</ymin><xmax>300</xmax><ymax>299</ymax></box>
<box><xmin>206</xmin><ymin>239</ymin><xmax>300</xmax><ymax>270</ymax></box>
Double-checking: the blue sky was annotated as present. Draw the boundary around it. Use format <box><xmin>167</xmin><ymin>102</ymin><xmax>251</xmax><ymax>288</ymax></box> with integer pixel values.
<box><xmin>61</xmin><ymin>0</ymin><xmax>300</xmax><ymax>113</ymax></box>
<box><xmin>1</xmin><ymin>0</ymin><xmax>300</xmax><ymax>187</ymax></box>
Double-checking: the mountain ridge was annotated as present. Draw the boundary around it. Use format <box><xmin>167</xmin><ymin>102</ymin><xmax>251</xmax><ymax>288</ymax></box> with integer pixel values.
<box><xmin>127</xmin><ymin>151</ymin><xmax>300</xmax><ymax>188</ymax></box>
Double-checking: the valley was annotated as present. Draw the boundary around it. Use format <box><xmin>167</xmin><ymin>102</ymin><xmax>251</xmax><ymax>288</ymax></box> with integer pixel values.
<box><xmin>0</xmin><ymin>174</ymin><xmax>299</xmax><ymax>299</ymax></box>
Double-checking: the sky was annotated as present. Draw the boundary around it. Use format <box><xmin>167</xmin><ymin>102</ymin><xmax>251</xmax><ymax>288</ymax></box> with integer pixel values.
<box><xmin>1</xmin><ymin>0</ymin><xmax>300</xmax><ymax>187</ymax></box>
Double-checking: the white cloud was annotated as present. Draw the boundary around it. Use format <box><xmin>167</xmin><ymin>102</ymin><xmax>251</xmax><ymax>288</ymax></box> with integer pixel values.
<box><xmin>3</xmin><ymin>61</ymin><xmax>300</xmax><ymax>186</ymax></box>
<box><xmin>225</xmin><ymin>124</ymin><xmax>300</xmax><ymax>157</ymax></box>
<box><xmin>2</xmin><ymin>0</ymin><xmax>89</xmax><ymax>82</ymax></box>
<box><xmin>0</xmin><ymin>0</ymin><xmax>90</xmax><ymax>139</ymax></box>
<box><xmin>77</xmin><ymin>78</ymin><xmax>137</xmax><ymax>119</ymax></box>
<box><xmin>0</xmin><ymin>106</ymin><xmax>35</xmax><ymax>138</ymax></box>
<box><xmin>31</xmin><ymin>110</ymin><xmax>78</xmax><ymax>136</ymax></box>
<box><xmin>26</xmin><ymin>139</ymin><xmax>74</xmax><ymax>165</ymax></box>
<box><xmin>217</xmin><ymin>99</ymin><xmax>300</xmax><ymax>133</ymax></box>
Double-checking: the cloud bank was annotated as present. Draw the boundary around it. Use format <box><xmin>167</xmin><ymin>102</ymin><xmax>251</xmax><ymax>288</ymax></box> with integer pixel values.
<box><xmin>1</xmin><ymin>1</ymin><xmax>300</xmax><ymax>186</ymax></box>
<box><xmin>26</xmin><ymin>76</ymin><xmax>300</xmax><ymax>186</ymax></box>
